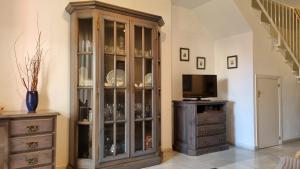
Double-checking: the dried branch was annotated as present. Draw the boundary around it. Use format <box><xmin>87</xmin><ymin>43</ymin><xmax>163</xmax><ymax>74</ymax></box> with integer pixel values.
<box><xmin>14</xmin><ymin>18</ymin><xmax>44</xmax><ymax>91</ymax></box>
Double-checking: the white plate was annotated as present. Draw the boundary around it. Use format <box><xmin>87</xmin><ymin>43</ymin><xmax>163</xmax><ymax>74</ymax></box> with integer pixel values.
<box><xmin>106</xmin><ymin>69</ymin><xmax>125</xmax><ymax>86</ymax></box>
<box><xmin>145</xmin><ymin>73</ymin><xmax>152</xmax><ymax>86</ymax></box>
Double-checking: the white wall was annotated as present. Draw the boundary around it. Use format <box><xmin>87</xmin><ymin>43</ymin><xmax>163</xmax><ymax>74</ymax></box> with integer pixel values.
<box><xmin>234</xmin><ymin>0</ymin><xmax>300</xmax><ymax>143</ymax></box>
<box><xmin>0</xmin><ymin>0</ymin><xmax>172</xmax><ymax>168</ymax></box>
<box><xmin>215</xmin><ymin>32</ymin><xmax>255</xmax><ymax>149</ymax></box>
<box><xmin>171</xmin><ymin>5</ymin><xmax>215</xmax><ymax>100</ymax></box>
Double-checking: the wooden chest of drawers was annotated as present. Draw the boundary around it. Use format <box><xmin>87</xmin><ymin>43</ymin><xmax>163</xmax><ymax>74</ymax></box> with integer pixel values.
<box><xmin>173</xmin><ymin>100</ymin><xmax>228</xmax><ymax>156</ymax></box>
<box><xmin>0</xmin><ymin>111</ymin><xmax>59</xmax><ymax>169</ymax></box>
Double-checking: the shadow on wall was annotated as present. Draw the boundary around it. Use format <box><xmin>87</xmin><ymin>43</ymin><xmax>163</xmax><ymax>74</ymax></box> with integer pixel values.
<box><xmin>218</xmin><ymin>79</ymin><xmax>235</xmax><ymax>145</ymax></box>
<box><xmin>226</xmin><ymin>101</ymin><xmax>235</xmax><ymax>145</ymax></box>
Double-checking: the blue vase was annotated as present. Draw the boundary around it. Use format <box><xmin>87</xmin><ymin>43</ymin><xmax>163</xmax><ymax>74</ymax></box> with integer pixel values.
<box><xmin>26</xmin><ymin>91</ymin><xmax>38</xmax><ymax>112</ymax></box>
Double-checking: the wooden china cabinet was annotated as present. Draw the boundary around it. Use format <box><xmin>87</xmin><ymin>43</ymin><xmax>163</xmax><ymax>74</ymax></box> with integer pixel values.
<box><xmin>66</xmin><ymin>1</ymin><xmax>164</xmax><ymax>169</ymax></box>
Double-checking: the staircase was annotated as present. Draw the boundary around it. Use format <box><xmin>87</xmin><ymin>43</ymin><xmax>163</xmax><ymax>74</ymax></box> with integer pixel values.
<box><xmin>252</xmin><ymin>0</ymin><xmax>300</xmax><ymax>79</ymax></box>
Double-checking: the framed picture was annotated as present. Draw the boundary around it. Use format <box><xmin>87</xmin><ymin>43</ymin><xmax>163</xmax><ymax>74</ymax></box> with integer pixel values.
<box><xmin>180</xmin><ymin>48</ymin><xmax>190</xmax><ymax>61</ymax></box>
<box><xmin>196</xmin><ymin>57</ymin><xmax>206</xmax><ymax>70</ymax></box>
<box><xmin>227</xmin><ymin>55</ymin><xmax>238</xmax><ymax>69</ymax></box>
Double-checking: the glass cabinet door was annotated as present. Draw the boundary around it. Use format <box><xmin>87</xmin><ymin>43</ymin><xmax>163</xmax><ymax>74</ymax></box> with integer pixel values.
<box><xmin>133</xmin><ymin>25</ymin><xmax>155</xmax><ymax>154</ymax></box>
<box><xmin>77</xmin><ymin>18</ymin><xmax>94</xmax><ymax>159</ymax></box>
<box><xmin>102</xmin><ymin>19</ymin><xmax>128</xmax><ymax>161</ymax></box>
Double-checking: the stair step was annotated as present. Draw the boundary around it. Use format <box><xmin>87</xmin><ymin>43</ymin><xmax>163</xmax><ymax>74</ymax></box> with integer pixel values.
<box><xmin>292</xmin><ymin>63</ymin><xmax>299</xmax><ymax>75</ymax></box>
<box><xmin>252</xmin><ymin>0</ymin><xmax>261</xmax><ymax>10</ymax></box>
<box><xmin>261</xmin><ymin>12</ymin><xmax>270</xmax><ymax>24</ymax></box>
<box><xmin>269</xmin><ymin>27</ymin><xmax>278</xmax><ymax>39</ymax></box>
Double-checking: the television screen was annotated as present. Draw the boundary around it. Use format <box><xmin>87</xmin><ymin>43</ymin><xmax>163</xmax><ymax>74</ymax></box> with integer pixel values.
<box><xmin>182</xmin><ymin>75</ymin><xmax>217</xmax><ymax>99</ymax></box>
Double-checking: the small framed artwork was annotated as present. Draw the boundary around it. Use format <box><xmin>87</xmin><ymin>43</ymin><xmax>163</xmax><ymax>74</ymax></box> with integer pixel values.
<box><xmin>180</xmin><ymin>48</ymin><xmax>190</xmax><ymax>61</ymax></box>
<box><xmin>227</xmin><ymin>55</ymin><xmax>238</xmax><ymax>69</ymax></box>
<box><xmin>196</xmin><ymin>57</ymin><xmax>206</xmax><ymax>70</ymax></box>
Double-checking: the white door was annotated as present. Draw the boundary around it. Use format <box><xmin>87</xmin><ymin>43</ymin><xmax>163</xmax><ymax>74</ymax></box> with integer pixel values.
<box><xmin>257</xmin><ymin>76</ymin><xmax>280</xmax><ymax>148</ymax></box>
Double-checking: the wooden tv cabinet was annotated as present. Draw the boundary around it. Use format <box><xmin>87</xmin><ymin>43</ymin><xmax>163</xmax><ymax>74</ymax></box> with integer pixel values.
<box><xmin>172</xmin><ymin>100</ymin><xmax>228</xmax><ymax>156</ymax></box>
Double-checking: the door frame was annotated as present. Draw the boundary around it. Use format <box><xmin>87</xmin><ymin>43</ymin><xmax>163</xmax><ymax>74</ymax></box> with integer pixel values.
<box><xmin>254</xmin><ymin>74</ymin><xmax>283</xmax><ymax>149</ymax></box>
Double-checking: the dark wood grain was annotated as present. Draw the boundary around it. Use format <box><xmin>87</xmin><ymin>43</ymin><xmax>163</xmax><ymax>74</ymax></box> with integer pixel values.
<box><xmin>173</xmin><ymin>100</ymin><xmax>229</xmax><ymax>156</ymax></box>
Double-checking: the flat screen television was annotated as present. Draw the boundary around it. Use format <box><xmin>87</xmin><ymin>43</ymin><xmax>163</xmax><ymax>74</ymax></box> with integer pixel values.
<box><xmin>182</xmin><ymin>74</ymin><xmax>217</xmax><ymax>100</ymax></box>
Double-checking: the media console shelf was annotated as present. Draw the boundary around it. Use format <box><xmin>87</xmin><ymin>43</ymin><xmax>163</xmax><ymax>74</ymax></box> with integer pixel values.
<box><xmin>173</xmin><ymin>100</ymin><xmax>228</xmax><ymax>156</ymax></box>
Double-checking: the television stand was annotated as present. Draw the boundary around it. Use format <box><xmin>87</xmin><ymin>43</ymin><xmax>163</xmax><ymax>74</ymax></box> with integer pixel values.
<box><xmin>183</xmin><ymin>98</ymin><xmax>211</xmax><ymax>101</ymax></box>
<box><xmin>172</xmin><ymin>100</ymin><xmax>228</xmax><ymax>156</ymax></box>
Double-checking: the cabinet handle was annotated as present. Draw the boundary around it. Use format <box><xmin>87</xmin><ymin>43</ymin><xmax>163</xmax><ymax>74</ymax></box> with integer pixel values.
<box><xmin>26</xmin><ymin>125</ymin><xmax>39</xmax><ymax>133</ymax></box>
<box><xmin>26</xmin><ymin>157</ymin><xmax>38</xmax><ymax>165</ymax></box>
<box><xmin>26</xmin><ymin>142</ymin><xmax>39</xmax><ymax>150</ymax></box>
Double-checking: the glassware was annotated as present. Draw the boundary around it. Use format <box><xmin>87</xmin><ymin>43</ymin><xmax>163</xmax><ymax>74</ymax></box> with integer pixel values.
<box><xmin>104</xmin><ymin>104</ymin><xmax>113</xmax><ymax>121</ymax></box>
<box><xmin>135</xmin><ymin>103</ymin><xmax>143</xmax><ymax>119</ymax></box>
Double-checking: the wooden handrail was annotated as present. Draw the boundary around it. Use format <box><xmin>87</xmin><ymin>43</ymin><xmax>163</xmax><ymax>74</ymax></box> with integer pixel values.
<box><xmin>255</xmin><ymin>0</ymin><xmax>300</xmax><ymax>68</ymax></box>
<box><xmin>296</xmin><ymin>9</ymin><xmax>300</xmax><ymax>18</ymax></box>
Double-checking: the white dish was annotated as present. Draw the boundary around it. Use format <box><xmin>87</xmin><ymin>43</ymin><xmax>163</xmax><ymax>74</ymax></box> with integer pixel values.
<box><xmin>106</xmin><ymin>69</ymin><xmax>125</xmax><ymax>86</ymax></box>
<box><xmin>145</xmin><ymin>73</ymin><xmax>152</xmax><ymax>86</ymax></box>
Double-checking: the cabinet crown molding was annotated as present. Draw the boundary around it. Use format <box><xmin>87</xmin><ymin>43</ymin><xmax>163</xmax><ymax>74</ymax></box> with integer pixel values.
<box><xmin>65</xmin><ymin>1</ymin><xmax>165</xmax><ymax>26</ymax></box>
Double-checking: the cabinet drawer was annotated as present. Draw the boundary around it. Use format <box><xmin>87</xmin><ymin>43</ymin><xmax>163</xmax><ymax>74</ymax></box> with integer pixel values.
<box><xmin>10</xmin><ymin>118</ymin><xmax>53</xmax><ymax>136</ymax></box>
<box><xmin>197</xmin><ymin>112</ymin><xmax>225</xmax><ymax>125</ymax></box>
<box><xmin>197</xmin><ymin>124</ymin><xmax>225</xmax><ymax>137</ymax></box>
<box><xmin>9</xmin><ymin>150</ymin><xmax>52</xmax><ymax>169</ymax></box>
<box><xmin>197</xmin><ymin>134</ymin><xmax>226</xmax><ymax>148</ymax></box>
<box><xmin>34</xmin><ymin>165</ymin><xmax>53</xmax><ymax>169</ymax></box>
<box><xmin>10</xmin><ymin>134</ymin><xmax>53</xmax><ymax>153</ymax></box>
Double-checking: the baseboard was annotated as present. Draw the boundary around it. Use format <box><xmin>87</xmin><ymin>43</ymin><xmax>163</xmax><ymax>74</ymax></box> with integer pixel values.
<box><xmin>161</xmin><ymin>147</ymin><xmax>173</xmax><ymax>153</ymax></box>
<box><xmin>56</xmin><ymin>165</ymin><xmax>67</xmax><ymax>169</ymax></box>
<box><xmin>227</xmin><ymin>141</ymin><xmax>255</xmax><ymax>150</ymax></box>
<box><xmin>282</xmin><ymin>137</ymin><xmax>300</xmax><ymax>144</ymax></box>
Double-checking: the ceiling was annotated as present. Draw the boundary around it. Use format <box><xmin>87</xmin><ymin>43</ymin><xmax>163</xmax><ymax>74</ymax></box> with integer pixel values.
<box><xmin>173</xmin><ymin>0</ymin><xmax>300</xmax><ymax>9</ymax></box>
<box><xmin>172</xmin><ymin>0</ymin><xmax>212</xmax><ymax>9</ymax></box>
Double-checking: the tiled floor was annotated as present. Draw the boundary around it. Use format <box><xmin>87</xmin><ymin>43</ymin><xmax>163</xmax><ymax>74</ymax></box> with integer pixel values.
<box><xmin>146</xmin><ymin>141</ymin><xmax>300</xmax><ymax>169</ymax></box>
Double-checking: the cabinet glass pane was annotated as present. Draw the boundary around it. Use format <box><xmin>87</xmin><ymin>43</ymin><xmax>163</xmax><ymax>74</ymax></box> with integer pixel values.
<box><xmin>116</xmin><ymin>23</ymin><xmax>126</xmax><ymax>55</ymax></box>
<box><xmin>134</xmin><ymin>58</ymin><xmax>143</xmax><ymax>87</ymax></box>
<box><xmin>78</xmin><ymin>55</ymin><xmax>93</xmax><ymax>87</ymax></box>
<box><xmin>78</xmin><ymin>125</ymin><xmax>92</xmax><ymax>158</ymax></box>
<box><xmin>135</xmin><ymin>90</ymin><xmax>143</xmax><ymax>120</ymax></box>
<box><xmin>116</xmin><ymin>56</ymin><xmax>126</xmax><ymax>87</ymax></box>
<box><xmin>145</xmin><ymin>120</ymin><xmax>153</xmax><ymax>150</ymax></box>
<box><xmin>78</xmin><ymin>89</ymin><xmax>93</xmax><ymax>122</ymax></box>
<box><xmin>144</xmin><ymin>59</ymin><xmax>152</xmax><ymax>87</ymax></box>
<box><xmin>104</xmin><ymin>20</ymin><xmax>114</xmax><ymax>54</ymax></box>
<box><xmin>145</xmin><ymin>90</ymin><xmax>152</xmax><ymax>118</ymax></box>
<box><xmin>135</xmin><ymin>121</ymin><xmax>143</xmax><ymax>151</ymax></box>
<box><xmin>104</xmin><ymin>89</ymin><xmax>114</xmax><ymax>122</ymax></box>
<box><xmin>116</xmin><ymin>90</ymin><xmax>125</xmax><ymax>121</ymax></box>
<box><xmin>135</xmin><ymin>26</ymin><xmax>142</xmax><ymax>57</ymax></box>
<box><xmin>78</xmin><ymin>19</ymin><xmax>93</xmax><ymax>53</ymax></box>
<box><xmin>77</xmin><ymin>18</ymin><xmax>93</xmax><ymax>160</ymax></box>
<box><xmin>116</xmin><ymin>123</ymin><xmax>125</xmax><ymax>155</ymax></box>
<box><xmin>104</xmin><ymin>54</ymin><xmax>114</xmax><ymax>87</ymax></box>
<box><xmin>104</xmin><ymin>124</ymin><xmax>114</xmax><ymax>157</ymax></box>
<box><xmin>144</xmin><ymin>28</ymin><xmax>152</xmax><ymax>58</ymax></box>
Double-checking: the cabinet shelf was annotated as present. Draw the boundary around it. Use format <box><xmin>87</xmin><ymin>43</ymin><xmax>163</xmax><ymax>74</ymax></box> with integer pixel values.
<box><xmin>78</xmin><ymin>121</ymin><xmax>92</xmax><ymax>126</ymax></box>
<box><xmin>78</xmin><ymin>52</ymin><xmax>93</xmax><ymax>55</ymax></box>
<box><xmin>78</xmin><ymin>86</ymin><xmax>93</xmax><ymax>89</ymax></box>
<box><xmin>134</xmin><ymin>118</ymin><xmax>153</xmax><ymax>122</ymax></box>
<box><xmin>104</xmin><ymin>86</ymin><xmax>127</xmax><ymax>89</ymax></box>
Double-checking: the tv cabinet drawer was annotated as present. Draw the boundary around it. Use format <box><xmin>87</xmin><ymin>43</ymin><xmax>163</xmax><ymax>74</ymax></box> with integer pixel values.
<box><xmin>10</xmin><ymin>118</ymin><xmax>54</xmax><ymax>136</ymax></box>
<box><xmin>197</xmin><ymin>112</ymin><xmax>225</xmax><ymax>125</ymax></box>
<box><xmin>197</xmin><ymin>124</ymin><xmax>225</xmax><ymax>137</ymax></box>
<box><xmin>197</xmin><ymin>134</ymin><xmax>226</xmax><ymax>148</ymax></box>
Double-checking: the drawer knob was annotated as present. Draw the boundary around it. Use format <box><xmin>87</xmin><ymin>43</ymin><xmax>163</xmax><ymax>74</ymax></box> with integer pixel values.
<box><xmin>26</xmin><ymin>142</ymin><xmax>39</xmax><ymax>150</ymax></box>
<box><xmin>26</xmin><ymin>125</ymin><xmax>39</xmax><ymax>133</ymax></box>
<box><xmin>26</xmin><ymin>157</ymin><xmax>38</xmax><ymax>165</ymax></box>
